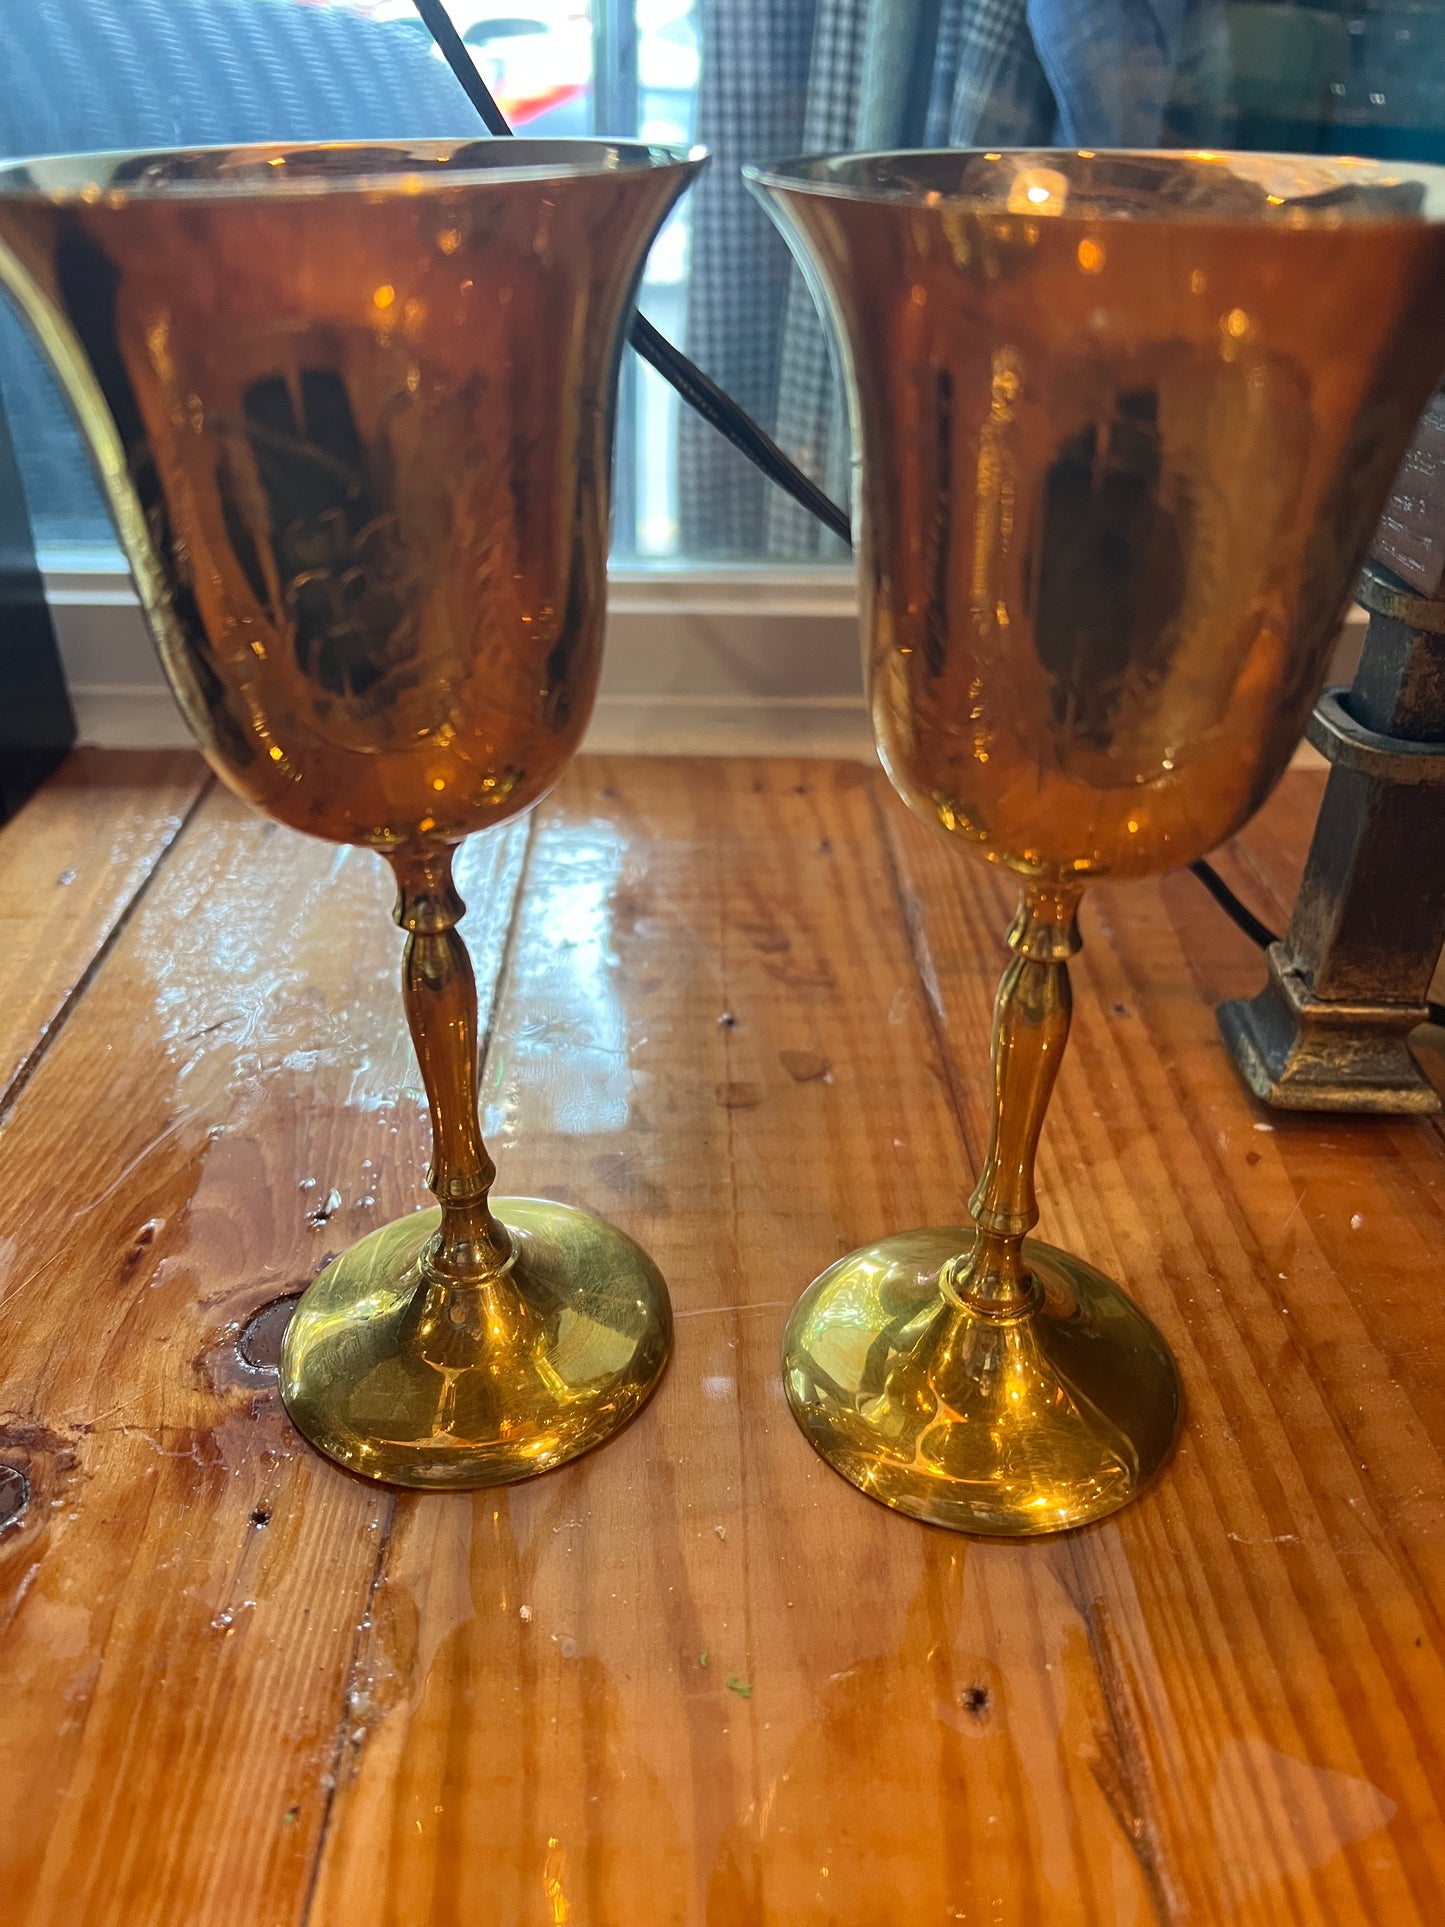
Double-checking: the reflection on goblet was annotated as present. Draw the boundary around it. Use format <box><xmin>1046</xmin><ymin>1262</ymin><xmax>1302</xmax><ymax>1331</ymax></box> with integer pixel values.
<box><xmin>0</xmin><ymin>139</ymin><xmax>700</xmax><ymax>1487</ymax></box>
<box><xmin>750</xmin><ymin>150</ymin><xmax>1445</xmax><ymax>1534</ymax></box>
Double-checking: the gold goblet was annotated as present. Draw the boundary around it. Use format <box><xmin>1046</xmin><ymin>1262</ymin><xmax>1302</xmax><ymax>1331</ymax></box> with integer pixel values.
<box><xmin>0</xmin><ymin>139</ymin><xmax>700</xmax><ymax>1488</ymax></box>
<box><xmin>749</xmin><ymin>150</ymin><xmax>1445</xmax><ymax>1535</ymax></box>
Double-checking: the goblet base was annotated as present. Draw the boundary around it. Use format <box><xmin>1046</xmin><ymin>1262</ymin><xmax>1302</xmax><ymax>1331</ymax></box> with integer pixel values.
<box><xmin>783</xmin><ymin>1227</ymin><xmax>1181</xmax><ymax>1535</ymax></box>
<box><xmin>280</xmin><ymin>1199</ymin><xmax>670</xmax><ymax>1490</ymax></box>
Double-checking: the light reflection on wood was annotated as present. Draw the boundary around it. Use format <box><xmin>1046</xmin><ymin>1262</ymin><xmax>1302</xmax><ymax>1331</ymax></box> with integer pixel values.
<box><xmin>2</xmin><ymin>753</ymin><xmax>1443</xmax><ymax>1924</ymax></box>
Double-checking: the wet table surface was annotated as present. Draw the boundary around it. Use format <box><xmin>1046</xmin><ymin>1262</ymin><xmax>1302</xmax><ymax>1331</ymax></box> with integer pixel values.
<box><xmin>2</xmin><ymin>748</ymin><xmax>1444</xmax><ymax>1927</ymax></box>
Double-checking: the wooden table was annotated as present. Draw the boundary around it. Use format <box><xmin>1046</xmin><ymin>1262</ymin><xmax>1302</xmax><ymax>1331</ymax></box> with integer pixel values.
<box><xmin>2</xmin><ymin>749</ymin><xmax>1443</xmax><ymax>1926</ymax></box>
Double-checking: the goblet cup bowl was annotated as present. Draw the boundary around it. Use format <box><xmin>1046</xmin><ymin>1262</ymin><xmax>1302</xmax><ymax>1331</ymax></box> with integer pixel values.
<box><xmin>0</xmin><ymin>139</ymin><xmax>700</xmax><ymax>1487</ymax></box>
<box><xmin>749</xmin><ymin>149</ymin><xmax>1445</xmax><ymax>1534</ymax></box>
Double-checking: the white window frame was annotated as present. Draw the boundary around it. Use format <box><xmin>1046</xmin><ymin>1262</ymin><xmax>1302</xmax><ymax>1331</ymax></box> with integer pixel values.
<box><xmin>40</xmin><ymin>552</ymin><xmax>871</xmax><ymax>758</ymax></box>
<box><xmin>42</xmin><ymin>549</ymin><xmax>1359</xmax><ymax>764</ymax></box>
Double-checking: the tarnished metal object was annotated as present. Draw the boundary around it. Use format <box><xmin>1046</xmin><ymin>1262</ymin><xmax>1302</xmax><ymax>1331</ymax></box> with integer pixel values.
<box><xmin>1371</xmin><ymin>388</ymin><xmax>1445</xmax><ymax>596</ymax></box>
<box><xmin>1219</xmin><ymin>559</ymin><xmax>1445</xmax><ymax>1113</ymax></box>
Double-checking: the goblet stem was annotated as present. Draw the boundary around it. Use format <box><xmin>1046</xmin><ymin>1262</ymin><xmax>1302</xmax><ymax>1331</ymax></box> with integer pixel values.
<box><xmin>389</xmin><ymin>847</ymin><xmax>513</xmax><ymax>1284</ymax></box>
<box><xmin>781</xmin><ymin>871</ymin><xmax>1177</xmax><ymax>1529</ymax></box>
<box><xmin>278</xmin><ymin>842</ymin><xmax>674</xmax><ymax>1487</ymax></box>
<box><xmin>943</xmin><ymin>881</ymin><xmax>1082</xmax><ymax>1317</ymax></box>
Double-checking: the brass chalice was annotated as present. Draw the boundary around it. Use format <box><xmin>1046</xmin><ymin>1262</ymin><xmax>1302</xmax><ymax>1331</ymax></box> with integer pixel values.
<box><xmin>750</xmin><ymin>150</ymin><xmax>1445</xmax><ymax>1534</ymax></box>
<box><xmin>0</xmin><ymin>139</ymin><xmax>699</xmax><ymax>1487</ymax></box>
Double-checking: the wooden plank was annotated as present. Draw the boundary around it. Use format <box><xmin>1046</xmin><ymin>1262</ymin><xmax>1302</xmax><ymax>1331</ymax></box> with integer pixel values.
<box><xmin>307</xmin><ymin>758</ymin><xmax>1160</xmax><ymax>1927</ymax></box>
<box><xmin>13</xmin><ymin>751</ymin><xmax>1445</xmax><ymax>1921</ymax></box>
<box><xmin>1198</xmin><ymin>767</ymin><xmax>1324</xmax><ymax>944</ymax></box>
<box><xmin>0</xmin><ymin>786</ymin><xmax>531</xmax><ymax>1927</ymax></box>
<box><xmin>882</xmin><ymin>776</ymin><xmax>1445</xmax><ymax>1924</ymax></box>
<box><xmin>0</xmin><ymin>748</ymin><xmax>208</xmax><ymax>1103</ymax></box>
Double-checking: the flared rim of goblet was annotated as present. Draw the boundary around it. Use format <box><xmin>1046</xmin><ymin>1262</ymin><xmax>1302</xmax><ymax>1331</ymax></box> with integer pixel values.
<box><xmin>744</xmin><ymin>147</ymin><xmax>1445</xmax><ymax>227</ymax></box>
<box><xmin>0</xmin><ymin>137</ymin><xmax>707</xmax><ymax>203</ymax></box>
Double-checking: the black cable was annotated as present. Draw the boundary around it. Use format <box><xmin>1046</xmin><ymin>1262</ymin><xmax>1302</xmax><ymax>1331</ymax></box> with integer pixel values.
<box><xmin>627</xmin><ymin>313</ymin><xmax>852</xmax><ymax>543</ymax></box>
<box><xmin>411</xmin><ymin>0</ymin><xmax>1443</xmax><ymax>1017</ymax></box>
<box><xmin>1188</xmin><ymin>859</ymin><xmax>1280</xmax><ymax>951</ymax></box>
<box><xmin>412</xmin><ymin>0</ymin><xmax>852</xmax><ymax>543</ymax></box>
<box><xmin>412</xmin><ymin>0</ymin><xmax>511</xmax><ymax>133</ymax></box>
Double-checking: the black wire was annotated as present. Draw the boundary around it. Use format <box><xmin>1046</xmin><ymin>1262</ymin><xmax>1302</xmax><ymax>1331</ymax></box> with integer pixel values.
<box><xmin>628</xmin><ymin>313</ymin><xmax>852</xmax><ymax>543</ymax></box>
<box><xmin>1188</xmin><ymin>859</ymin><xmax>1280</xmax><ymax>951</ymax></box>
<box><xmin>412</xmin><ymin>0</ymin><xmax>511</xmax><ymax>133</ymax></box>
<box><xmin>411</xmin><ymin>0</ymin><xmax>853</xmax><ymax>543</ymax></box>
<box><xmin>409</xmin><ymin>0</ymin><xmax>1443</xmax><ymax>1015</ymax></box>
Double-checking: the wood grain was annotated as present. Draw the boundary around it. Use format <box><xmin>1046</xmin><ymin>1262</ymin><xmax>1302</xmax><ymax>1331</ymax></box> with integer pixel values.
<box><xmin>3</xmin><ymin>753</ymin><xmax>1444</xmax><ymax>1925</ymax></box>
<box><xmin>306</xmin><ymin>759</ymin><xmax>1161</xmax><ymax>1927</ymax></box>
<box><xmin>0</xmin><ymin>748</ymin><xmax>208</xmax><ymax>1103</ymax></box>
<box><xmin>1202</xmin><ymin>769</ymin><xmax>1325</xmax><ymax>943</ymax></box>
<box><xmin>884</xmin><ymin>767</ymin><xmax>1445</xmax><ymax>1925</ymax></box>
<box><xmin>0</xmin><ymin>776</ymin><xmax>529</xmax><ymax>1927</ymax></box>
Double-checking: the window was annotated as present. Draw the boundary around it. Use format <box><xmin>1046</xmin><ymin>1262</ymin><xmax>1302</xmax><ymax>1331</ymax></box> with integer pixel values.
<box><xmin>1</xmin><ymin>0</ymin><xmax>1440</xmax><ymax>743</ymax></box>
<box><xmin>677</xmin><ymin>0</ymin><xmax>1445</xmax><ymax>560</ymax></box>
<box><xmin>0</xmin><ymin>0</ymin><xmax>703</xmax><ymax>563</ymax></box>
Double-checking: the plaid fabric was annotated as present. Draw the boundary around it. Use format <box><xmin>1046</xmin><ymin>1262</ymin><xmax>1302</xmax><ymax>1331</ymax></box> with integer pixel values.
<box><xmin>924</xmin><ymin>0</ymin><xmax>966</xmax><ymax>142</ymax></box>
<box><xmin>764</xmin><ymin>0</ymin><xmax>873</xmax><ymax>559</ymax></box>
<box><xmin>690</xmin><ymin>0</ymin><xmax>1003</xmax><ymax>558</ymax></box>
<box><xmin>719</xmin><ymin>0</ymin><xmax>1198</xmax><ymax>558</ymax></box>
<box><xmin>946</xmin><ymin>0</ymin><xmax>1059</xmax><ymax>147</ymax></box>
<box><xmin>762</xmin><ymin>0</ymin><xmax>952</xmax><ymax>557</ymax></box>
<box><xmin>678</xmin><ymin>0</ymin><xmax>819</xmax><ymax>557</ymax></box>
<box><xmin>764</xmin><ymin>0</ymin><xmax>1056</xmax><ymax>557</ymax></box>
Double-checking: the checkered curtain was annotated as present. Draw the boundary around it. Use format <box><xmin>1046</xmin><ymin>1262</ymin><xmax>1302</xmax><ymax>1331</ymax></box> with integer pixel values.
<box><xmin>761</xmin><ymin>0</ymin><xmax>872</xmax><ymax>560</ymax></box>
<box><xmin>676</xmin><ymin>0</ymin><xmax>819</xmax><ymax>558</ymax></box>
<box><xmin>683</xmin><ymin>0</ymin><xmax>1196</xmax><ymax>559</ymax></box>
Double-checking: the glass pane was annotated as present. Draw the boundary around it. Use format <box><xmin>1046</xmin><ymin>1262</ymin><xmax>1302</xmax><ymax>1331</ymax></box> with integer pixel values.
<box><xmin>4</xmin><ymin>1</ymin><xmax>1444</xmax><ymax>566</ymax></box>
<box><xmin>678</xmin><ymin>0</ymin><xmax>1445</xmax><ymax>561</ymax></box>
<box><xmin>2</xmin><ymin>0</ymin><xmax>598</xmax><ymax>550</ymax></box>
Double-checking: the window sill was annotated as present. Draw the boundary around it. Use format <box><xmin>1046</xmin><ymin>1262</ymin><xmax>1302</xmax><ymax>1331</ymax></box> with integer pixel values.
<box><xmin>40</xmin><ymin>555</ymin><xmax>871</xmax><ymax>758</ymax></box>
<box><xmin>40</xmin><ymin>552</ymin><xmax>1358</xmax><ymax>765</ymax></box>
